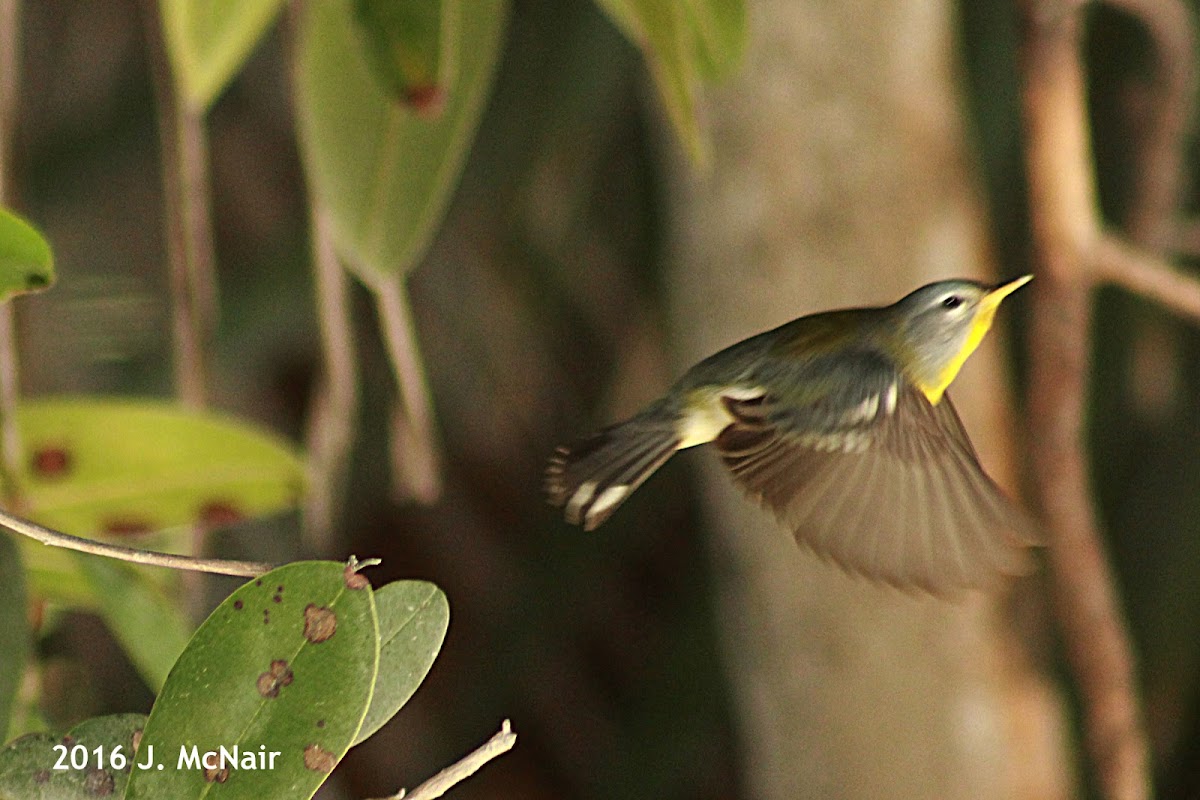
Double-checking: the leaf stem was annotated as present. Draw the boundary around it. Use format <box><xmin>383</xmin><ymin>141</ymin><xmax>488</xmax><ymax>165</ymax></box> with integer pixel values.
<box><xmin>141</xmin><ymin>0</ymin><xmax>216</xmax><ymax>411</ymax></box>
<box><xmin>374</xmin><ymin>279</ymin><xmax>442</xmax><ymax>504</ymax></box>
<box><xmin>0</xmin><ymin>0</ymin><xmax>22</xmax><ymax>500</ymax></box>
<box><xmin>303</xmin><ymin>205</ymin><xmax>360</xmax><ymax>552</ymax></box>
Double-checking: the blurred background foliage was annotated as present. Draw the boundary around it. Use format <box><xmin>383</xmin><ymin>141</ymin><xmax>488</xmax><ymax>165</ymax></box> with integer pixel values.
<box><xmin>6</xmin><ymin>0</ymin><xmax>1200</xmax><ymax>798</ymax></box>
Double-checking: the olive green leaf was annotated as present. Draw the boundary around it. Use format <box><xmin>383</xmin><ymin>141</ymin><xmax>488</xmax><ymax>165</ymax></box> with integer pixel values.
<box><xmin>295</xmin><ymin>0</ymin><xmax>508</xmax><ymax>284</ymax></box>
<box><xmin>351</xmin><ymin>0</ymin><xmax>456</xmax><ymax>112</ymax></box>
<box><xmin>75</xmin><ymin>557</ymin><xmax>192</xmax><ymax>693</ymax></box>
<box><xmin>125</xmin><ymin>562</ymin><xmax>379</xmax><ymax>799</ymax></box>
<box><xmin>593</xmin><ymin>0</ymin><xmax>748</xmax><ymax>163</ymax></box>
<box><xmin>0</xmin><ymin>535</ymin><xmax>28</xmax><ymax>742</ymax></box>
<box><xmin>353</xmin><ymin>580</ymin><xmax>448</xmax><ymax>745</ymax></box>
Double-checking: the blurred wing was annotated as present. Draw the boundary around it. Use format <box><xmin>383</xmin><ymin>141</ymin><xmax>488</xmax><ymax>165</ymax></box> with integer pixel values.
<box><xmin>715</xmin><ymin>383</ymin><xmax>1041</xmax><ymax>594</ymax></box>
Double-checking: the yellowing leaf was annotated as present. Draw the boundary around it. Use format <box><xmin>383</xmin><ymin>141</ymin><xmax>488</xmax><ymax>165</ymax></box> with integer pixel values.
<box><xmin>16</xmin><ymin>397</ymin><xmax>305</xmax><ymax>539</ymax></box>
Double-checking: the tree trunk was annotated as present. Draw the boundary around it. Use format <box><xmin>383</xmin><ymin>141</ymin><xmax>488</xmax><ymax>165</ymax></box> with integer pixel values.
<box><xmin>665</xmin><ymin>2</ymin><xmax>1071</xmax><ymax>798</ymax></box>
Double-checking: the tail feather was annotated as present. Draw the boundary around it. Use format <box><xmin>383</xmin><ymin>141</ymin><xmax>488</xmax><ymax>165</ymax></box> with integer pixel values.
<box><xmin>546</xmin><ymin>416</ymin><xmax>680</xmax><ymax>530</ymax></box>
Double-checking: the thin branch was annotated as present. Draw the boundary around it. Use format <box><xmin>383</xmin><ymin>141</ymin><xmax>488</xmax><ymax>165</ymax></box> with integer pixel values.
<box><xmin>302</xmin><ymin>204</ymin><xmax>359</xmax><ymax>553</ymax></box>
<box><xmin>1092</xmin><ymin>232</ymin><xmax>1200</xmax><ymax>321</ymax></box>
<box><xmin>368</xmin><ymin>720</ymin><xmax>517</xmax><ymax>800</ymax></box>
<box><xmin>0</xmin><ymin>0</ymin><xmax>22</xmax><ymax>497</ymax></box>
<box><xmin>374</xmin><ymin>279</ymin><xmax>442</xmax><ymax>505</ymax></box>
<box><xmin>1021</xmin><ymin>2</ymin><xmax>1151</xmax><ymax>800</ymax></box>
<box><xmin>141</xmin><ymin>0</ymin><xmax>215</xmax><ymax>410</ymax></box>
<box><xmin>0</xmin><ymin>507</ymin><xmax>275</xmax><ymax>578</ymax></box>
<box><xmin>1105</xmin><ymin>0</ymin><xmax>1196</xmax><ymax>248</ymax></box>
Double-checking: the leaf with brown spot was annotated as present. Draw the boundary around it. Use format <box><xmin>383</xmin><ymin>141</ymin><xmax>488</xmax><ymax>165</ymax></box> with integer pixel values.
<box><xmin>303</xmin><ymin>604</ymin><xmax>337</xmax><ymax>643</ymax></box>
<box><xmin>302</xmin><ymin>744</ymin><xmax>337</xmax><ymax>773</ymax></box>
<box><xmin>203</xmin><ymin>763</ymin><xmax>229</xmax><ymax>784</ymax></box>
<box><xmin>296</xmin><ymin>0</ymin><xmax>508</xmax><ymax>284</ymax></box>
<box><xmin>101</xmin><ymin>517</ymin><xmax>155</xmax><ymax>538</ymax></box>
<box><xmin>30</xmin><ymin>445</ymin><xmax>70</xmax><ymax>477</ymax></box>
<box><xmin>15</xmin><ymin>399</ymin><xmax>307</xmax><ymax>691</ymax></box>
<box><xmin>343</xmin><ymin>562</ymin><xmax>370</xmax><ymax>590</ymax></box>
<box><xmin>256</xmin><ymin>659</ymin><xmax>294</xmax><ymax>698</ymax></box>
<box><xmin>125</xmin><ymin>562</ymin><xmax>378</xmax><ymax>799</ymax></box>
<box><xmin>83</xmin><ymin>768</ymin><xmax>115</xmax><ymax>796</ymax></box>
<box><xmin>18</xmin><ymin>399</ymin><xmax>305</xmax><ymax>544</ymax></box>
<box><xmin>0</xmin><ymin>714</ymin><xmax>146</xmax><ymax>799</ymax></box>
<box><xmin>198</xmin><ymin>500</ymin><xmax>245</xmax><ymax>530</ymax></box>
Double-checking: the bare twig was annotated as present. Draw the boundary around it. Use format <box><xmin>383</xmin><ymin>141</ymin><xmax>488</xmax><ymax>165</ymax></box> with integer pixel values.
<box><xmin>374</xmin><ymin>279</ymin><xmax>442</xmax><ymax>505</ymax></box>
<box><xmin>1092</xmin><ymin>233</ymin><xmax>1200</xmax><ymax>321</ymax></box>
<box><xmin>1106</xmin><ymin>0</ymin><xmax>1196</xmax><ymax>248</ymax></box>
<box><xmin>141</xmin><ymin>0</ymin><xmax>215</xmax><ymax>410</ymax></box>
<box><xmin>0</xmin><ymin>0</ymin><xmax>23</xmax><ymax>497</ymax></box>
<box><xmin>302</xmin><ymin>205</ymin><xmax>359</xmax><ymax>553</ymax></box>
<box><xmin>368</xmin><ymin>720</ymin><xmax>517</xmax><ymax>800</ymax></box>
<box><xmin>1021</xmin><ymin>2</ymin><xmax>1151</xmax><ymax>799</ymax></box>
<box><xmin>0</xmin><ymin>507</ymin><xmax>275</xmax><ymax>577</ymax></box>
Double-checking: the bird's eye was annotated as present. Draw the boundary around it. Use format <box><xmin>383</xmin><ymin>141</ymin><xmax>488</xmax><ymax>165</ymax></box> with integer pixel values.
<box><xmin>941</xmin><ymin>295</ymin><xmax>963</xmax><ymax>310</ymax></box>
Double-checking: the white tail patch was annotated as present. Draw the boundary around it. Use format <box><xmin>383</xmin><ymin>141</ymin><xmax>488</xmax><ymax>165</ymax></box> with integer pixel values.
<box><xmin>585</xmin><ymin>485</ymin><xmax>630</xmax><ymax>530</ymax></box>
<box><xmin>565</xmin><ymin>481</ymin><xmax>598</xmax><ymax>525</ymax></box>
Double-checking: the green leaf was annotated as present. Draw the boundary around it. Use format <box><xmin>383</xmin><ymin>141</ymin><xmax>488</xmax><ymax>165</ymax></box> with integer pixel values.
<box><xmin>159</xmin><ymin>0</ymin><xmax>286</xmax><ymax>111</ymax></box>
<box><xmin>296</xmin><ymin>0</ymin><xmax>509</xmax><ymax>284</ymax></box>
<box><xmin>681</xmin><ymin>0</ymin><xmax>747</xmax><ymax>80</ymax></box>
<box><xmin>0</xmin><ymin>536</ymin><xmax>29</xmax><ymax>742</ymax></box>
<box><xmin>353</xmin><ymin>580</ymin><xmax>448</xmax><ymax>745</ymax></box>
<box><xmin>0</xmin><ymin>209</ymin><xmax>54</xmax><ymax>303</ymax></box>
<box><xmin>0</xmin><ymin>713</ymin><xmax>147</xmax><ymax>799</ymax></box>
<box><xmin>125</xmin><ymin>562</ymin><xmax>379</xmax><ymax>799</ymax></box>
<box><xmin>16</xmin><ymin>397</ymin><xmax>305</xmax><ymax>542</ymax></box>
<box><xmin>593</xmin><ymin>0</ymin><xmax>748</xmax><ymax>163</ymax></box>
<box><xmin>595</xmin><ymin>0</ymin><xmax>703</xmax><ymax>162</ymax></box>
<box><xmin>351</xmin><ymin>0</ymin><xmax>455</xmax><ymax>111</ymax></box>
<box><xmin>75</xmin><ymin>557</ymin><xmax>191</xmax><ymax>692</ymax></box>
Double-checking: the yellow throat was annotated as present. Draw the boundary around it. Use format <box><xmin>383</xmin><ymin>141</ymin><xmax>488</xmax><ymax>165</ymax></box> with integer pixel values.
<box><xmin>921</xmin><ymin>274</ymin><xmax>1032</xmax><ymax>405</ymax></box>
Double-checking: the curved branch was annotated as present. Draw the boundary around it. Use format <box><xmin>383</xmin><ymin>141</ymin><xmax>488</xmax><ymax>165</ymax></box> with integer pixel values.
<box><xmin>0</xmin><ymin>507</ymin><xmax>276</xmax><ymax>578</ymax></box>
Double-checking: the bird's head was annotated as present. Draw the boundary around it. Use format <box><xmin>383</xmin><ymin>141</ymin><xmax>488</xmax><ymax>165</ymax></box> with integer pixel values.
<box><xmin>889</xmin><ymin>275</ymin><xmax>1032</xmax><ymax>404</ymax></box>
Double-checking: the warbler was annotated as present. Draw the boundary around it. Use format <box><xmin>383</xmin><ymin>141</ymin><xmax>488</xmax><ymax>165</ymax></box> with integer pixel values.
<box><xmin>546</xmin><ymin>276</ymin><xmax>1041</xmax><ymax>594</ymax></box>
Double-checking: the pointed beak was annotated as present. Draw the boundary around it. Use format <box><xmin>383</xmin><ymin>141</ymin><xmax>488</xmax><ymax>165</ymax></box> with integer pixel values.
<box><xmin>981</xmin><ymin>274</ymin><xmax>1033</xmax><ymax>311</ymax></box>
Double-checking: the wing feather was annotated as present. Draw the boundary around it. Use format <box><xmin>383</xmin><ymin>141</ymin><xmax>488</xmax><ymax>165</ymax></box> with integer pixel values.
<box><xmin>716</xmin><ymin>383</ymin><xmax>1040</xmax><ymax>594</ymax></box>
